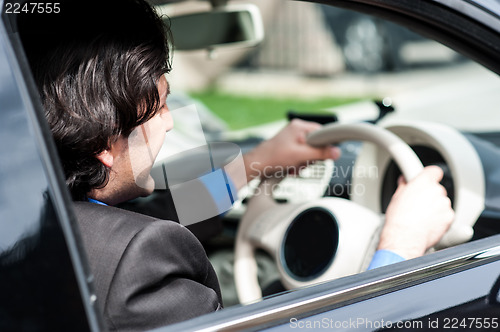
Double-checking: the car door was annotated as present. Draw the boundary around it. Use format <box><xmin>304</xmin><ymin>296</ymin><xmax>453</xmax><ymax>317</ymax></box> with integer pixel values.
<box><xmin>0</xmin><ymin>3</ymin><xmax>102</xmax><ymax>331</ymax></box>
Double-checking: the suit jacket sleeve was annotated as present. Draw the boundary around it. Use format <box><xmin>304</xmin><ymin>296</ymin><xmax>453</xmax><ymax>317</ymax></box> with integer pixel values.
<box><xmin>104</xmin><ymin>220</ymin><xmax>222</xmax><ymax>331</ymax></box>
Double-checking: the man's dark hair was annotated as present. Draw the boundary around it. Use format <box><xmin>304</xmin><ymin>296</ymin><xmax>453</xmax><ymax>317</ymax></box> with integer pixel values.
<box><xmin>18</xmin><ymin>0</ymin><xmax>172</xmax><ymax>200</ymax></box>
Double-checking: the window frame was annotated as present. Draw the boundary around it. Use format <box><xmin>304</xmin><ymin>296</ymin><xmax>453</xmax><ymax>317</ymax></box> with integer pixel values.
<box><xmin>0</xmin><ymin>4</ymin><xmax>103</xmax><ymax>331</ymax></box>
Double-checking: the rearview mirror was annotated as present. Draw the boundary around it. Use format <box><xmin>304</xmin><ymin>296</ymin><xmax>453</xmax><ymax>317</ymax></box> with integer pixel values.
<box><xmin>167</xmin><ymin>4</ymin><xmax>264</xmax><ymax>51</ymax></box>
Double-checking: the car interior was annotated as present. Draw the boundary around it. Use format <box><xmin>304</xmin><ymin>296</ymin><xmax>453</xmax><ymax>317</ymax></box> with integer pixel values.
<box><xmin>115</xmin><ymin>0</ymin><xmax>500</xmax><ymax>308</ymax></box>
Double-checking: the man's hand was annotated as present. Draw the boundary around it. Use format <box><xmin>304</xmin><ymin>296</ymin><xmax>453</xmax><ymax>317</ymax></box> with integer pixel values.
<box><xmin>243</xmin><ymin>119</ymin><xmax>341</xmax><ymax>183</ymax></box>
<box><xmin>379</xmin><ymin>166</ymin><xmax>455</xmax><ymax>259</ymax></box>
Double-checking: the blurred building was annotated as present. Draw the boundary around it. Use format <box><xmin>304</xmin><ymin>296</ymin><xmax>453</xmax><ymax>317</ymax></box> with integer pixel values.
<box><xmin>161</xmin><ymin>0</ymin><xmax>344</xmax><ymax>91</ymax></box>
<box><xmin>242</xmin><ymin>0</ymin><xmax>344</xmax><ymax>76</ymax></box>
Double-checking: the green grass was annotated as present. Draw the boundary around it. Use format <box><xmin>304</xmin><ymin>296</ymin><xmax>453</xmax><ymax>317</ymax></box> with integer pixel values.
<box><xmin>189</xmin><ymin>90</ymin><xmax>361</xmax><ymax>130</ymax></box>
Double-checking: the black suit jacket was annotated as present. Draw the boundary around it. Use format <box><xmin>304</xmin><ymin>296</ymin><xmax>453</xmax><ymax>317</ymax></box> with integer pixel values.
<box><xmin>73</xmin><ymin>202</ymin><xmax>222</xmax><ymax>331</ymax></box>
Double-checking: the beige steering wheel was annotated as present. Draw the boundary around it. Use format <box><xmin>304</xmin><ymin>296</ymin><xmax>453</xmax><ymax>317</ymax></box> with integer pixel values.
<box><xmin>234</xmin><ymin>122</ymin><xmax>424</xmax><ymax>304</ymax></box>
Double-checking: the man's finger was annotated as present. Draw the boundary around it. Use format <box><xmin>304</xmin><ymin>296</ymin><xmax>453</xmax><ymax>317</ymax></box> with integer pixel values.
<box><xmin>397</xmin><ymin>175</ymin><xmax>406</xmax><ymax>186</ymax></box>
<box><xmin>309</xmin><ymin>145</ymin><xmax>341</xmax><ymax>161</ymax></box>
<box><xmin>325</xmin><ymin>146</ymin><xmax>341</xmax><ymax>160</ymax></box>
<box><xmin>419</xmin><ymin>165</ymin><xmax>444</xmax><ymax>183</ymax></box>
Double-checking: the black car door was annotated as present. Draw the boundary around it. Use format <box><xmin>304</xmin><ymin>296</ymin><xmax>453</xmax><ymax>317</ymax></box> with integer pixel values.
<box><xmin>0</xmin><ymin>5</ymin><xmax>101</xmax><ymax>331</ymax></box>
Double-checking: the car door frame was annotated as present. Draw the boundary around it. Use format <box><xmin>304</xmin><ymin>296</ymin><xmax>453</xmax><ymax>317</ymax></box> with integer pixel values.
<box><xmin>0</xmin><ymin>2</ymin><xmax>103</xmax><ymax>331</ymax></box>
<box><xmin>161</xmin><ymin>236</ymin><xmax>500</xmax><ymax>331</ymax></box>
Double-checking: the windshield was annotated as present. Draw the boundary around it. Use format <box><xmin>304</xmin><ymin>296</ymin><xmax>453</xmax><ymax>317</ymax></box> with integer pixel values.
<box><xmin>163</xmin><ymin>1</ymin><xmax>500</xmax><ymax>137</ymax></box>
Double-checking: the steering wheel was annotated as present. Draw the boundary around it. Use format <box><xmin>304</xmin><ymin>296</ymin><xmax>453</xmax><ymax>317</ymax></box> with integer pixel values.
<box><xmin>234</xmin><ymin>122</ymin><xmax>425</xmax><ymax>304</ymax></box>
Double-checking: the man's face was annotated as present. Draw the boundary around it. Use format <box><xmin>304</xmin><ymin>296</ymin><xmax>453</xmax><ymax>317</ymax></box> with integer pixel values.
<box><xmin>107</xmin><ymin>75</ymin><xmax>173</xmax><ymax>203</ymax></box>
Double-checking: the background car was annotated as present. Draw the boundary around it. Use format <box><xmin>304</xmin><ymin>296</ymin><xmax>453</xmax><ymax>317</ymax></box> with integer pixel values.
<box><xmin>321</xmin><ymin>6</ymin><xmax>420</xmax><ymax>72</ymax></box>
<box><xmin>2</xmin><ymin>0</ymin><xmax>500</xmax><ymax>331</ymax></box>
<box><xmin>319</xmin><ymin>6</ymin><xmax>463</xmax><ymax>72</ymax></box>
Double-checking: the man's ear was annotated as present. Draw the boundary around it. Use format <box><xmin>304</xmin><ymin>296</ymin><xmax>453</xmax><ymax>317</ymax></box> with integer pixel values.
<box><xmin>96</xmin><ymin>150</ymin><xmax>114</xmax><ymax>168</ymax></box>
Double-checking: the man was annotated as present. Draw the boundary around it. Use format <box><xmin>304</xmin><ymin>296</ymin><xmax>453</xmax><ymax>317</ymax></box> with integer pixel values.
<box><xmin>18</xmin><ymin>0</ymin><xmax>453</xmax><ymax>330</ymax></box>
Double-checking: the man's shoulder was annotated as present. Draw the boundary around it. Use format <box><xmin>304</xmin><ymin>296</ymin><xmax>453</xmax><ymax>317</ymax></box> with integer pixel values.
<box><xmin>73</xmin><ymin>200</ymin><xmax>159</xmax><ymax>228</ymax></box>
<box><xmin>71</xmin><ymin>201</ymin><xmax>221</xmax><ymax>330</ymax></box>
<box><xmin>72</xmin><ymin>201</ymin><xmax>192</xmax><ymax>246</ymax></box>
<box><xmin>72</xmin><ymin>201</ymin><xmax>189</xmax><ymax>270</ymax></box>
<box><xmin>72</xmin><ymin>201</ymin><xmax>191</xmax><ymax>313</ymax></box>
